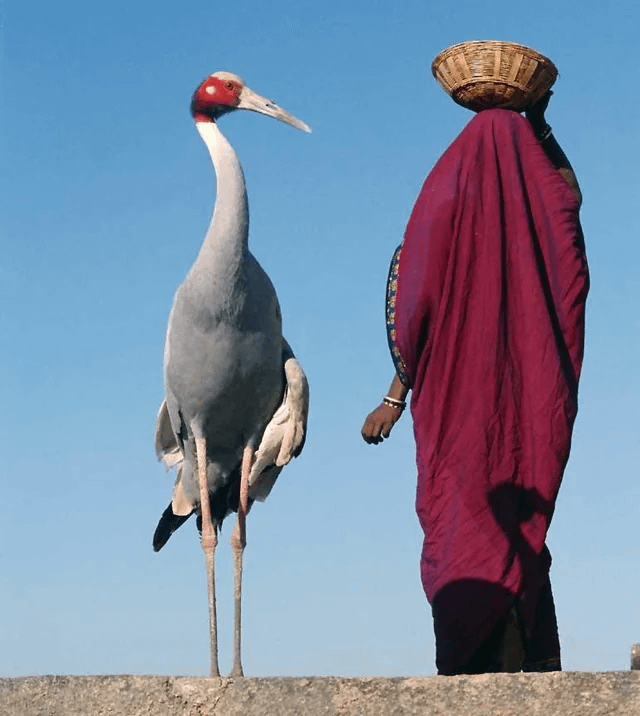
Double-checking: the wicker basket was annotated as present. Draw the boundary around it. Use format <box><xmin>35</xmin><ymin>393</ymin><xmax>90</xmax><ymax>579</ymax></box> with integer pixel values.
<box><xmin>431</xmin><ymin>41</ymin><xmax>558</xmax><ymax>112</ymax></box>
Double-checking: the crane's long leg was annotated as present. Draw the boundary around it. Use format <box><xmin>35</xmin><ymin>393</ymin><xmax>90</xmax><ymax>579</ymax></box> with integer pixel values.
<box><xmin>195</xmin><ymin>436</ymin><xmax>220</xmax><ymax>678</ymax></box>
<box><xmin>229</xmin><ymin>444</ymin><xmax>254</xmax><ymax>678</ymax></box>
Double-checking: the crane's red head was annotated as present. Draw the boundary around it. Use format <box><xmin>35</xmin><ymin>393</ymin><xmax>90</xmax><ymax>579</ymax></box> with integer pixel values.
<box><xmin>191</xmin><ymin>72</ymin><xmax>245</xmax><ymax>123</ymax></box>
<box><xmin>190</xmin><ymin>71</ymin><xmax>312</xmax><ymax>133</ymax></box>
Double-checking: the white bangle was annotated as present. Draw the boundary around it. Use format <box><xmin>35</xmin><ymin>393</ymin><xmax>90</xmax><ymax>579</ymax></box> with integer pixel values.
<box><xmin>383</xmin><ymin>396</ymin><xmax>406</xmax><ymax>410</ymax></box>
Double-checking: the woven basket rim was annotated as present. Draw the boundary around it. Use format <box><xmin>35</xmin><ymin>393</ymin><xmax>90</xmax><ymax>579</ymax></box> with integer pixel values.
<box><xmin>431</xmin><ymin>40</ymin><xmax>557</xmax><ymax>78</ymax></box>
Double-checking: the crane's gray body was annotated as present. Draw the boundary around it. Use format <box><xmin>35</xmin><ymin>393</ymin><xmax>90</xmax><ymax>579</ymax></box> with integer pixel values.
<box><xmin>164</xmin><ymin>251</ymin><xmax>284</xmax><ymax>509</ymax></box>
<box><xmin>159</xmin><ymin>119</ymin><xmax>288</xmax><ymax>516</ymax></box>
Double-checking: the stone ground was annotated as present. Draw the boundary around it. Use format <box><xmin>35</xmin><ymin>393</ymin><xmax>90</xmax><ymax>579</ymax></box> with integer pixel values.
<box><xmin>1</xmin><ymin>672</ymin><xmax>640</xmax><ymax>716</ymax></box>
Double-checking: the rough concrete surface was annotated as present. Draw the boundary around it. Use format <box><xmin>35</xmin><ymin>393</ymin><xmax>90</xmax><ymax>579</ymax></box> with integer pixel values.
<box><xmin>1</xmin><ymin>672</ymin><xmax>639</xmax><ymax>716</ymax></box>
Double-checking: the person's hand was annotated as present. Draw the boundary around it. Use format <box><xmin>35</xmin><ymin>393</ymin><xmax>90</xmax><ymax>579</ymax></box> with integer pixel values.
<box><xmin>361</xmin><ymin>403</ymin><xmax>403</xmax><ymax>444</ymax></box>
<box><xmin>526</xmin><ymin>89</ymin><xmax>552</xmax><ymax>133</ymax></box>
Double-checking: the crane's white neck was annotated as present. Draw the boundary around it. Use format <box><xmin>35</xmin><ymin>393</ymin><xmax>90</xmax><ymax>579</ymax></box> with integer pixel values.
<box><xmin>191</xmin><ymin>121</ymin><xmax>249</xmax><ymax>277</ymax></box>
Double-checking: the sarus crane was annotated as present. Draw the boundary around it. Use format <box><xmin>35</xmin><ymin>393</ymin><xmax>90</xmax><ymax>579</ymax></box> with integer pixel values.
<box><xmin>152</xmin><ymin>72</ymin><xmax>310</xmax><ymax>678</ymax></box>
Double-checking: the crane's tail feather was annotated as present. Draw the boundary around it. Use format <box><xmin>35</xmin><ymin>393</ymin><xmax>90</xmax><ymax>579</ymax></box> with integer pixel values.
<box><xmin>153</xmin><ymin>503</ymin><xmax>194</xmax><ymax>552</ymax></box>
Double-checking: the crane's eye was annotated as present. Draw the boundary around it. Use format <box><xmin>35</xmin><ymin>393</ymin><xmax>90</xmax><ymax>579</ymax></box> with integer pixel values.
<box><xmin>224</xmin><ymin>81</ymin><xmax>235</xmax><ymax>91</ymax></box>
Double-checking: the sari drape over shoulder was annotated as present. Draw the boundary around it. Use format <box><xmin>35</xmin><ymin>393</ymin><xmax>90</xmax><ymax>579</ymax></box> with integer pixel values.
<box><xmin>388</xmin><ymin>109</ymin><xmax>588</xmax><ymax>673</ymax></box>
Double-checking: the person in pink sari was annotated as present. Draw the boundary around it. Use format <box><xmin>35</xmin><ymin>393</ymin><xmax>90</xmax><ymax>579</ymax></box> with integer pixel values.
<box><xmin>362</xmin><ymin>94</ymin><xmax>588</xmax><ymax>675</ymax></box>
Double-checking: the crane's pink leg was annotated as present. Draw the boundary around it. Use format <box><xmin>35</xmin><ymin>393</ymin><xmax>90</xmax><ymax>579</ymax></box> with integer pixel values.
<box><xmin>229</xmin><ymin>444</ymin><xmax>254</xmax><ymax>678</ymax></box>
<box><xmin>195</xmin><ymin>436</ymin><xmax>220</xmax><ymax>678</ymax></box>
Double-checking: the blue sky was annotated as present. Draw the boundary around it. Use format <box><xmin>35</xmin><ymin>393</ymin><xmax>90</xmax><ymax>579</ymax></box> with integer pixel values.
<box><xmin>1</xmin><ymin>0</ymin><xmax>638</xmax><ymax>677</ymax></box>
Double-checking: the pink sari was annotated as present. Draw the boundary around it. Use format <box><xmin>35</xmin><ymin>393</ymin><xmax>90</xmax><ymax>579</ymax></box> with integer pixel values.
<box><xmin>388</xmin><ymin>109</ymin><xmax>588</xmax><ymax>673</ymax></box>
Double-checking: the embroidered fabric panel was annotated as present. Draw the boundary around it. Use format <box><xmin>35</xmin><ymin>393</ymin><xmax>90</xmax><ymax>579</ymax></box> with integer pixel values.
<box><xmin>385</xmin><ymin>243</ymin><xmax>409</xmax><ymax>387</ymax></box>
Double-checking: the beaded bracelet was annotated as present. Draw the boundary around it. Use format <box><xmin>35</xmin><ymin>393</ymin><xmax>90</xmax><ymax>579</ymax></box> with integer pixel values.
<box><xmin>537</xmin><ymin>124</ymin><xmax>553</xmax><ymax>142</ymax></box>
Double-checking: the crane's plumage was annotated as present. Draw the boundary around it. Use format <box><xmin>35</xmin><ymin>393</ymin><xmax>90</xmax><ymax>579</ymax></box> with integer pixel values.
<box><xmin>153</xmin><ymin>339</ymin><xmax>308</xmax><ymax>547</ymax></box>
<box><xmin>152</xmin><ymin>71</ymin><xmax>309</xmax><ymax>677</ymax></box>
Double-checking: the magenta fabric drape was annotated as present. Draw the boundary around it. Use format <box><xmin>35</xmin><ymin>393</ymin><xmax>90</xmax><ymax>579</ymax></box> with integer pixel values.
<box><xmin>391</xmin><ymin>109</ymin><xmax>589</xmax><ymax>671</ymax></box>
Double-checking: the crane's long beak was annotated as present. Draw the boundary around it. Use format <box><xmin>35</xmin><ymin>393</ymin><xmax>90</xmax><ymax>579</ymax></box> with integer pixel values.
<box><xmin>238</xmin><ymin>87</ymin><xmax>311</xmax><ymax>133</ymax></box>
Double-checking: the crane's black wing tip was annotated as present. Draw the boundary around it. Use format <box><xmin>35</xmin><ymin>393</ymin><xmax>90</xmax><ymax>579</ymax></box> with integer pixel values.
<box><xmin>153</xmin><ymin>503</ymin><xmax>193</xmax><ymax>552</ymax></box>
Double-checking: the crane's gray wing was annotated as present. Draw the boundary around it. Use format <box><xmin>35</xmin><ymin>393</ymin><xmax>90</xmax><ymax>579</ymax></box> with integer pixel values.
<box><xmin>154</xmin><ymin>398</ymin><xmax>194</xmax><ymax>517</ymax></box>
<box><xmin>248</xmin><ymin>342</ymin><xmax>309</xmax><ymax>501</ymax></box>
<box><xmin>155</xmin><ymin>399</ymin><xmax>183</xmax><ymax>469</ymax></box>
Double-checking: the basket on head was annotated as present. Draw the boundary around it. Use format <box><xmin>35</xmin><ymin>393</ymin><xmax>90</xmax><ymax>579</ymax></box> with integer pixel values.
<box><xmin>431</xmin><ymin>41</ymin><xmax>558</xmax><ymax>112</ymax></box>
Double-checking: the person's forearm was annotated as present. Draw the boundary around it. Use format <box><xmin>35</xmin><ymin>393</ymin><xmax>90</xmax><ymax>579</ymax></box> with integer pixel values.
<box><xmin>529</xmin><ymin>120</ymin><xmax>582</xmax><ymax>205</ymax></box>
<box><xmin>525</xmin><ymin>89</ymin><xmax>582</xmax><ymax>206</ymax></box>
<box><xmin>540</xmin><ymin>133</ymin><xmax>582</xmax><ymax>205</ymax></box>
<box><xmin>386</xmin><ymin>373</ymin><xmax>409</xmax><ymax>402</ymax></box>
